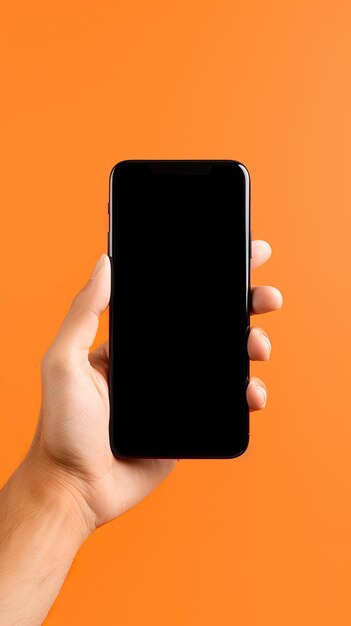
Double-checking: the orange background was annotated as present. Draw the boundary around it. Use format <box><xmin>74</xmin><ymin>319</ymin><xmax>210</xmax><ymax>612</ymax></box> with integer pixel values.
<box><xmin>1</xmin><ymin>1</ymin><xmax>351</xmax><ymax>624</ymax></box>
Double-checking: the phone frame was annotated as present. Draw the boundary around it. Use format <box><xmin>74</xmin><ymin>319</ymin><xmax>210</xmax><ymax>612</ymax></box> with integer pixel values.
<box><xmin>108</xmin><ymin>159</ymin><xmax>251</xmax><ymax>459</ymax></box>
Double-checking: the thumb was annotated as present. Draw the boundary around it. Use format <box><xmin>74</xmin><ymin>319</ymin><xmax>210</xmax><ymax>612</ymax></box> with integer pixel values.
<box><xmin>50</xmin><ymin>254</ymin><xmax>111</xmax><ymax>365</ymax></box>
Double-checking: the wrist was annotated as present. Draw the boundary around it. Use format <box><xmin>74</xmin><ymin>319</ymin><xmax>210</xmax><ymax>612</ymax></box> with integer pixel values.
<box><xmin>0</xmin><ymin>451</ymin><xmax>95</xmax><ymax>626</ymax></box>
<box><xmin>10</xmin><ymin>449</ymin><xmax>96</xmax><ymax>546</ymax></box>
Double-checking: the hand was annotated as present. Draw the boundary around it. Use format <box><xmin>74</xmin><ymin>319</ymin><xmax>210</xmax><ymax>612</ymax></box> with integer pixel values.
<box><xmin>26</xmin><ymin>241</ymin><xmax>282</xmax><ymax>533</ymax></box>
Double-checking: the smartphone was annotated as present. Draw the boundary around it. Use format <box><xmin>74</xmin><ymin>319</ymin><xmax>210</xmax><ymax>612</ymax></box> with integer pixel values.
<box><xmin>108</xmin><ymin>160</ymin><xmax>250</xmax><ymax>459</ymax></box>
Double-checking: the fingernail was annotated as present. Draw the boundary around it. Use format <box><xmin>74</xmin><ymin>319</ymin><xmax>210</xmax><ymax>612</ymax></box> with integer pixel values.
<box><xmin>260</xmin><ymin>333</ymin><xmax>271</xmax><ymax>355</ymax></box>
<box><xmin>91</xmin><ymin>255</ymin><xmax>105</xmax><ymax>279</ymax></box>
<box><xmin>255</xmin><ymin>385</ymin><xmax>267</xmax><ymax>407</ymax></box>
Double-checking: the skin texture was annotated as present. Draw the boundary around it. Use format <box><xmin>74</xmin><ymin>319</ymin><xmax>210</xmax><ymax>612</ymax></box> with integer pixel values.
<box><xmin>0</xmin><ymin>240</ymin><xmax>282</xmax><ymax>625</ymax></box>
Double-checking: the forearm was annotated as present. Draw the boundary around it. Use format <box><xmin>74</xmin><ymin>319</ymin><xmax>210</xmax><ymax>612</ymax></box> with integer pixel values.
<box><xmin>0</xmin><ymin>454</ymin><xmax>95</xmax><ymax>626</ymax></box>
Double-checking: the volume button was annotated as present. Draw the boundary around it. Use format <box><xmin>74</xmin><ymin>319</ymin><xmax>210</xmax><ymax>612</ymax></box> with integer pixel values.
<box><xmin>107</xmin><ymin>202</ymin><xmax>111</xmax><ymax>256</ymax></box>
<box><xmin>108</xmin><ymin>205</ymin><xmax>112</xmax><ymax>257</ymax></box>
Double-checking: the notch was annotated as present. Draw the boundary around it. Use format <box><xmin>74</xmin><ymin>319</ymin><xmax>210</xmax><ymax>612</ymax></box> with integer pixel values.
<box><xmin>148</xmin><ymin>161</ymin><xmax>213</xmax><ymax>175</ymax></box>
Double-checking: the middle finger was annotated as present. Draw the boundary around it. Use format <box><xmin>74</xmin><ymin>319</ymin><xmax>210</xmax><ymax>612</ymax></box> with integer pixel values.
<box><xmin>251</xmin><ymin>285</ymin><xmax>283</xmax><ymax>314</ymax></box>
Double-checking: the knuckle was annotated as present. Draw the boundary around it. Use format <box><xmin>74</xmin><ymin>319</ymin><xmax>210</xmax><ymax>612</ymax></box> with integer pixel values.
<box><xmin>41</xmin><ymin>347</ymin><xmax>75</xmax><ymax>375</ymax></box>
<box><xmin>41</xmin><ymin>348</ymin><xmax>53</xmax><ymax>372</ymax></box>
<box><xmin>70</xmin><ymin>290</ymin><xmax>84</xmax><ymax>314</ymax></box>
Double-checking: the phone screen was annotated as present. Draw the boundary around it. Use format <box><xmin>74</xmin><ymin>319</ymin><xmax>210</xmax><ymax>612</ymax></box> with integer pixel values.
<box><xmin>109</xmin><ymin>160</ymin><xmax>250</xmax><ymax>458</ymax></box>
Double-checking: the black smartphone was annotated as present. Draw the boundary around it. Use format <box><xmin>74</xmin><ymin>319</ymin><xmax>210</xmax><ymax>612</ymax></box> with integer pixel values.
<box><xmin>108</xmin><ymin>160</ymin><xmax>250</xmax><ymax>459</ymax></box>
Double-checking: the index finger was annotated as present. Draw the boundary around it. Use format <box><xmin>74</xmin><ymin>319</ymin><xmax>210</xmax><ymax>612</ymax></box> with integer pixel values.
<box><xmin>251</xmin><ymin>240</ymin><xmax>272</xmax><ymax>270</ymax></box>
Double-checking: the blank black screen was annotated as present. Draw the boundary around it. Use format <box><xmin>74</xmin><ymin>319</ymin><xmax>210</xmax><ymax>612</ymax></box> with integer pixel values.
<box><xmin>109</xmin><ymin>160</ymin><xmax>250</xmax><ymax>458</ymax></box>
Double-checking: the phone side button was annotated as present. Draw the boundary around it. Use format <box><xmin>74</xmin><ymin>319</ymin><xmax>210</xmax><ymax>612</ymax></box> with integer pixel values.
<box><xmin>107</xmin><ymin>207</ymin><xmax>112</xmax><ymax>256</ymax></box>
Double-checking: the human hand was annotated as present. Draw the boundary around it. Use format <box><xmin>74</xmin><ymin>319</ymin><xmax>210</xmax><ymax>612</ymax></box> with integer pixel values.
<box><xmin>26</xmin><ymin>240</ymin><xmax>282</xmax><ymax>534</ymax></box>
